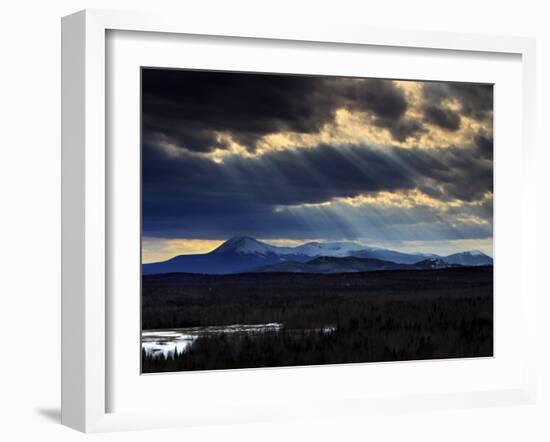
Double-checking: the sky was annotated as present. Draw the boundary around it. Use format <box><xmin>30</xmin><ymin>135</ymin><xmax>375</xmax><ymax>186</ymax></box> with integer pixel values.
<box><xmin>141</xmin><ymin>69</ymin><xmax>493</xmax><ymax>263</ymax></box>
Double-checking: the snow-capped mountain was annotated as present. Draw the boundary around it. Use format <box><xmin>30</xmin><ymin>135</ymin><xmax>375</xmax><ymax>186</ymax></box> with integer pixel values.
<box><xmin>142</xmin><ymin>236</ymin><xmax>493</xmax><ymax>275</ymax></box>
<box><xmin>212</xmin><ymin>236</ymin><xmax>281</xmax><ymax>256</ymax></box>
<box><xmin>143</xmin><ymin>236</ymin><xmax>370</xmax><ymax>274</ymax></box>
<box><xmin>143</xmin><ymin>237</ymin><xmax>300</xmax><ymax>275</ymax></box>
<box><xmin>412</xmin><ymin>258</ymin><xmax>457</xmax><ymax>269</ymax></box>
<box><xmin>351</xmin><ymin>248</ymin><xmax>436</xmax><ymax>264</ymax></box>
<box><xmin>443</xmin><ymin>250</ymin><xmax>493</xmax><ymax>266</ymax></box>
<box><xmin>292</xmin><ymin>241</ymin><xmax>368</xmax><ymax>257</ymax></box>
<box><xmin>213</xmin><ymin>237</ymin><xmax>367</xmax><ymax>258</ymax></box>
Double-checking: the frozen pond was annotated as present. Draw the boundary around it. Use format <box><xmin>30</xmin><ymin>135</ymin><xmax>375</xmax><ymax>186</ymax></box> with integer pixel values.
<box><xmin>142</xmin><ymin>323</ymin><xmax>337</xmax><ymax>358</ymax></box>
<box><xmin>142</xmin><ymin>323</ymin><xmax>284</xmax><ymax>358</ymax></box>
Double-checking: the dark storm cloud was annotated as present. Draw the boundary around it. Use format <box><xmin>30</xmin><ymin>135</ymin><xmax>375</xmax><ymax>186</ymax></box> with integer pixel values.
<box><xmin>142</xmin><ymin>139</ymin><xmax>493</xmax><ymax>239</ymax></box>
<box><xmin>142</xmin><ymin>70</ymin><xmax>423</xmax><ymax>152</ymax></box>
<box><xmin>337</xmin><ymin>78</ymin><xmax>425</xmax><ymax>142</ymax></box>
<box><xmin>142</xmin><ymin>70</ymin><xmax>493</xmax><ymax>242</ymax></box>
<box><xmin>423</xmin><ymin>105</ymin><xmax>461</xmax><ymax>131</ymax></box>
<box><xmin>375</xmin><ymin>117</ymin><xmax>427</xmax><ymax>142</ymax></box>
<box><xmin>474</xmin><ymin>131</ymin><xmax>494</xmax><ymax>160</ymax></box>
<box><xmin>421</xmin><ymin>82</ymin><xmax>493</xmax><ymax>130</ymax></box>
<box><xmin>142</xmin><ymin>70</ymin><xmax>333</xmax><ymax>152</ymax></box>
<box><xmin>341</xmin><ymin>78</ymin><xmax>407</xmax><ymax>120</ymax></box>
<box><xmin>447</xmin><ymin>83</ymin><xmax>494</xmax><ymax>120</ymax></box>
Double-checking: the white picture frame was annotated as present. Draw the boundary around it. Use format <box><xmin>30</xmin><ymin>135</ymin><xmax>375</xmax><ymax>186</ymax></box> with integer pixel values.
<box><xmin>61</xmin><ymin>9</ymin><xmax>538</xmax><ymax>433</ymax></box>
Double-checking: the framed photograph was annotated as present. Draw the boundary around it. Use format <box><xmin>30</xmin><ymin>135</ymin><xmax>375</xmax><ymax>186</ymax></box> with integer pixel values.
<box><xmin>140</xmin><ymin>68</ymin><xmax>496</xmax><ymax>374</ymax></box>
<box><xmin>61</xmin><ymin>9</ymin><xmax>537</xmax><ymax>432</ymax></box>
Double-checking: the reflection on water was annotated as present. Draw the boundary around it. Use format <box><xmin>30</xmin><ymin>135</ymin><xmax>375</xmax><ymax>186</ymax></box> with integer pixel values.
<box><xmin>142</xmin><ymin>331</ymin><xmax>198</xmax><ymax>358</ymax></box>
<box><xmin>142</xmin><ymin>323</ymin><xmax>284</xmax><ymax>358</ymax></box>
<box><xmin>142</xmin><ymin>323</ymin><xmax>336</xmax><ymax>358</ymax></box>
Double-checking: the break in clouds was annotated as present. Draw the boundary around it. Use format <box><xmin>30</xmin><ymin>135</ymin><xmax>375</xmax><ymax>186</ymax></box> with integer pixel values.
<box><xmin>142</xmin><ymin>69</ymin><xmax>493</xmax><ymax>249</ymax></box>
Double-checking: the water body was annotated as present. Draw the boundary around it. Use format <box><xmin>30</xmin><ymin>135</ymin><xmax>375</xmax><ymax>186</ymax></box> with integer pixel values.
<box><xmin>142</xmin><ymin>323</ymin><xmax>336</xmax><ymax>358</ymax></box>
<box><xmin>142</xmin><ymin>323</ymin><xmax>283</xmax><ymax>358</ymax></box>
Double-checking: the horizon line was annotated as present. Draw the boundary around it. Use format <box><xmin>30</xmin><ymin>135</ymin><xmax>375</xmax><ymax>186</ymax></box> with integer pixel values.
<box><xmin>142</xmin><ymin>235</ymin><xmax>494</xmax><ymax>264</ymax></box>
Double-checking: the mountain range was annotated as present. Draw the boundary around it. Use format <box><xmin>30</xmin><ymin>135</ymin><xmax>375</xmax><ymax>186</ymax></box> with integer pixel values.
<box><xmin>142</xmin><ymin>236</ymin><xmax>493</xmax><ymax>275</ymax></box>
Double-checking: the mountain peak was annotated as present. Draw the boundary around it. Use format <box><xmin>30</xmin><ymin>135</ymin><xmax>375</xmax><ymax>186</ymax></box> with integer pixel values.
<box><xmin>444</xmin><ymin>250</ymin><xmax>492</xmax><ymax>266</ymax></box>
<box><xmin>294</xmin><ymin>241</ymin><xmax>366</xmax><ymax>257</ymax></box>
<box><xmin>467</xmin><ymin>250</ymin><xmax>485</xmax><ymax>256</ymax></box>
<box><xmin>448</xmin><ymin>250</ymin><xmax>488</xmax><ymax>257</ymax></box>
<box><xmin>213</xmin><ymin>236</ymin><xmax>274</xmax><ymax>255</ymax></box>
<box><xmin>225</xmin><ymin>236</ymin><xmax>258</xmax><ymax>245</ymax></box>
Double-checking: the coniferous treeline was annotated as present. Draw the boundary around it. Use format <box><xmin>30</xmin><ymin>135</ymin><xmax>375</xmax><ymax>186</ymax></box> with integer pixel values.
<box><xmin>141</xmin><ymin>267</ymin><xmax>493</xmax><ymax>372</ymax></box>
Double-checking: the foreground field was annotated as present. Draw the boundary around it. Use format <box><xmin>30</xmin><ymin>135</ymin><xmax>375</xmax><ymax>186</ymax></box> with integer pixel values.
<box><xmin>142</xmin><ymin>267</ymin><xmax>493</xmax><ymax>373</ymax></box>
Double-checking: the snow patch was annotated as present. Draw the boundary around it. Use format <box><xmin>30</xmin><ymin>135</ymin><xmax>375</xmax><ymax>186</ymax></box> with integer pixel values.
<box><xmin>215</xmin><ymin>236</ymin><xmax>368</xmax><ymax>258</ymax></box>
<box><xmin>142</xmin><ymin>323</ymin><xmax>284</xmax><ymax>358</ymax></box>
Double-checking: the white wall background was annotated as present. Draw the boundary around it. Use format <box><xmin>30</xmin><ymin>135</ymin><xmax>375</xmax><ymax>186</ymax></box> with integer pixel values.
<box><xmin>0</xmin><ymin>1</ymin><xmax>548</xmax><ymax>440</ymax></box>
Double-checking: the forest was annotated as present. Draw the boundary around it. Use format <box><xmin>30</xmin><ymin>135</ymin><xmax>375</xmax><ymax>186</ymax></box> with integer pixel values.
<box><xmin>142</xmin><ymin>267</ymin><xmax>493</xmax><ymax>373</ymax></box>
